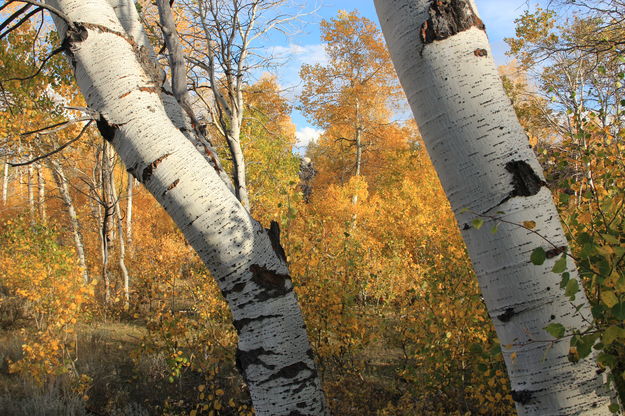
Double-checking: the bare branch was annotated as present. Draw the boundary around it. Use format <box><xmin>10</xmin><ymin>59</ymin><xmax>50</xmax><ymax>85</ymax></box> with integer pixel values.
<box><xmin>10</xmin><ymin>120</ymin><xmax>93</xmax><ymax>167</ymax></box>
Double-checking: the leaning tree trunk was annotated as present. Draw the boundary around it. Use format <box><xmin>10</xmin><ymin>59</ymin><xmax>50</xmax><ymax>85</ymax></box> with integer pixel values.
<box><xmin>45</xmin><ymin>1</ymin><xmax>327</xmax><ymax>414</ymax></box>
<box><xmin>374</xmin><ymin>0</ymin><xmax>614</xmax><ymax>414</ymax></box>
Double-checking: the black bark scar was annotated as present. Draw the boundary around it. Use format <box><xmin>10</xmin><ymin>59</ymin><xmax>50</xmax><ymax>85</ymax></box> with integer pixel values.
<box><xmin>479</xmin><ymin>160</ymin><xmax>547</xmax><ymax>215</ymax></box>
<box><xmin>511</xmin><ymin>390</ymin><xmax>534</xmax><ymax>405</ymax></box>
<box><xmin>267</xmin><ymin>221</ymin><xmax>287</xmax><ymax>263</ymax></box>
<box><xmin>141</xmin><ymin>153</ymin><xmax>170</xmax><ymax>183</ymax></box>
<box><xmin>506</xmin><ymin>160</ymin><xmax>546</xmax><ymax>197</ymax></box>
<box><xmin>497</xmin><ymin>307</ymin><xmax>515</xmax><ymax>322</ymax></box>
<box><xmin>249</xmin><ymin>264</ymin><xmax>292</xmax><ymax>301</ymax></box>
<box><xmin>96</xmin><ymin>114</ymin><xmax>119</xmax><ymax>143</ymax></box>
<box><xmin>420</xmin><ymin>0</ymin><xmax>485</xmax><ymax>45</ymax></box>
<box><xmin>235</xmin><ymin>347</ymin><xmax>276</xmax><ymax>373</ymax></box>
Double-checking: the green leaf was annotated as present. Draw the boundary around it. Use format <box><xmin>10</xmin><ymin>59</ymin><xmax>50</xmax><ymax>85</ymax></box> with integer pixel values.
<box><xmin>602</xmin><ymin>233</ymin><xmax>620</xmax><ymax>244</ymax></box>
<box><xmin>531</xmin><ymin>247</ymin><xmax>546</xmax><ymax>265</ymax></box>
<box><xmin>545</xmin><ymin>323</ymin><xmax>565</xmax><ymax>338</ymax></box>
<box><xmin>564</xmin><ymin>279</ymin><xmax>579</xmax><ymax>298</ymax></box>
<box><xmin>612</xmin><ymin>302</ymin><xmax>625</xmax><ymax>320</ymax></box>
<box><xmin>601</xmin><ymin>291</ymin><xmax>619</xmax><ymax>308</ymax></box>
<box><xmin>609</xmin><ymin>403</ymin><xmax>620</xmax><ymax>413</ymax></box>
<box><xmin>560</xmin><ymin>272</ymin><xmax>570</xmax><ymax>289</ymax></box>
<box><xmin>551</xmin><ymin>255</ymin><xmax>567</xmax><ymax>273</ymax></box>
<box><xmin>472</xmin><ymin>218</ymin><xmax>484</xmax><ymax>230</ymax></box>
<box><xmin>603</xmin><ymin>326</ymin><xmax>625</xmax><ymax>345</ymax></box>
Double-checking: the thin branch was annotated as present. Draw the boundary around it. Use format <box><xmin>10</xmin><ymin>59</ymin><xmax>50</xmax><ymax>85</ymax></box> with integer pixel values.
<box><xmin>0</xmin><ymin>3</ymin><xmax>32</xmax><ymax>33</ymax></box>
<box><xmin>11</xmin><ymin>0</ymin><xmax>71</xmax><ymax>26</ymax></box>
<box><xmin>10</xmin><ymin>120</ymin><xmax>93</xmax><ymax>167</ymax></box>
<box><xmin>20</xmin><ymin>116</ymin><xmax>93</xmax><ymax>137</ymax></box>
<box><xmin>1</xmin><ymin>46</ymin><xmax>64</xmax><ymax>82</ymax></box>
<box><xmin>0</xmin><ymin>6</ymin><xmax>42</xmax><ymax>41</ymax></box>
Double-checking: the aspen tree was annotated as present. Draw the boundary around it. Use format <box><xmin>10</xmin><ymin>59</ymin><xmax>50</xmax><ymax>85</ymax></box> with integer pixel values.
<box><xmin>375</xmin><ymin>0</ymin><xmax>615</xmax><ymax>414</ymax></box>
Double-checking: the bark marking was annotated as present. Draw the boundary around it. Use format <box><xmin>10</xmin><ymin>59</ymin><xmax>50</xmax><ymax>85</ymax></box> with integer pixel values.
<box><xmin>141</xmin><ymin>153</ymin><xmax>171</xmax><ymax>183</ymax></box>
<box><xmin>473</xmin><ymin>48</ymin><xmax>488</xmax><ymax>57</ymax></box>
<box><xmin>511</xmin><ymin>389</ymin><xmax>534</xmax><ymax>405</ymax></box>
<box><xmin>96</xmin><ymin>115</ymin><xmax>119</xmax><ymax>143</ymax></box>
<box><xmin>249</xmin><ymin>264</ymin><xmax>292</xmax><ymax>301</ymax></box>
<box><xmin>266</xmin><ymin>220</ymin><xmax>287</xmax><ymax>263</ymax></box>
<box><xmin>162</xmin><ymin>179</ymin><xmax>180</xmax><ymax>196</ymax></box>
<box><xmin>233</xmin><ymin>314</ymin><xmax>281</xmax><ymax>332</ymax></box>
<box><xmin>420</xmin><ymin>0</ymin><xmax>485</xmax><ymax>45</ymax></box>
<box><xmin>546</xmin><ymin>246</ymin><xmax>566</xmax><ymax>259</ymax></box>
<box><xmin>505</xmin><ymin>160</ymin><xmax>546</xmax><ymax>198</ymax></box>
<box><xmin>235</xmin><ymin>347</ymin><xmax>277</xmax><ymax>373</ymax></box>
<box><xmin>496</xmin><ymin>307</ymin><xmax>515</xmax><ymax>322</ymax></box>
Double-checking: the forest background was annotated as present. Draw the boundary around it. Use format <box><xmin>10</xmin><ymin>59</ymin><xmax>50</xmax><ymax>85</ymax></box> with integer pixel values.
<box><xmin>1</xmin><ymin>0</ymin><xmax>624</xmax><ymax>415</ymax></box>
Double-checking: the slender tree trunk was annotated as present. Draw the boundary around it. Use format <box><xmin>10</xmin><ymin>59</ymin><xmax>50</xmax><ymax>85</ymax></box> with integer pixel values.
<box><xmin>46</xmin><ymin>1</ymin><xmax>327</xmax><ymax>414</ymax></box>
<box><xmin>227</xmin><ymin>122</ymin><xmax>251</xmax><ymax>211</ymax></box>
<box><xmin>2</xmin><ymin>162</ymin><xmax>8</xmax><ymax>205</ymax></box>
<box><xmin>375</xmin><ymin>0</ymin><xmax>614</xmax><ymax>414</ymax></box>
<box><xmin>126</xmin><ymin>171</ymin><xmax>133</xmax><ymax>251</ymax></box>
<box><xmin>37</xmin><ymin>163</ymin><xmax>47</xmax><ymax>224</ymax></box>
<box><xmin>27</xmin><ymin>163</ymin><xmax>35</xmax><ymax>223</ymax></box>
<box><xmin>100</xmin><ymin>141</ymin><xmax>115</xmax><ymax>304</ymax></box>
<box><xmin>112</xmin><ymin>170</ymin><xmax>130</xmax><ymax>308</ymax></box>
<box><xmin>48</xmin><ymin>158</ymin><xmax>89</xmax><ymax>284</ymax></box>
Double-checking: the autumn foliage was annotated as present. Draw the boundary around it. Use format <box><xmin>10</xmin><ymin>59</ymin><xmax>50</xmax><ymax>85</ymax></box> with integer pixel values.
<box><xmin>0</xmin><ymin>3</ymin><xmax>623</xmax><ymax>416</ymax></box>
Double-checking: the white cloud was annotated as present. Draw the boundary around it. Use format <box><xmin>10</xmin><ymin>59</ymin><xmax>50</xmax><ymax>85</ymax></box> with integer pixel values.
<box><xmin>268</xmin><ymin>43</ymin><xmax>328</xmax><ymax>67</ymax></box>
<box><xmin>295</xmin><ymin>126</ymin><xmax>323</xmax><ymax>148</ymax></box>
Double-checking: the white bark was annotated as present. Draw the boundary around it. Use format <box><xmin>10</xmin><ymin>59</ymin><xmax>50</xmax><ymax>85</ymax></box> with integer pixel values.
<box><xmin>45</xmin><ymin>1</ymin><xmax>327</xmax><ymax>414</ymax></box>
<box><xmin>374</xmin><ymin>0</ymin><xmax>614</xmax><ymax>414</ymax></box>
<box><xmin>27</xmin><ymin>162</ymin><xmax>35</xmax><ymax>223</ymax></box>
<box><xmin>111</xmin><ymin>169</ymin><xmax>130</xmax><ymax>307</ymax></box>
<box><xmin>37</xmin><ymin>163</ymin><xmax>47</xmax><ymax>223</ymax></box>
<box><xmin>126</xmin><ymin>171</ymin><xmax>133</xmax><ymax>250</ymax></box>
<box><xmin>48</xmin><ymin>158</ymin><xmax>89</xmax><ymax>284</ymax></box>
<box><xmin>107</xmin><ymin>0</ymin><xmax>235</xmax><ymax>193</ymax></box>
<box><xmin>2</xmin><ymin>162</ymin><xmax>8</xmax><ymax>204</ymax></box>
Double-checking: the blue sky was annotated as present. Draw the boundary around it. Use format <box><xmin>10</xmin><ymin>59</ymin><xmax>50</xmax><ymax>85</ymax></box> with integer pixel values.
<box><xmin>256</xmin><ymin>0</ymin><xmax>540</xmax><ymax>150</ymax></box>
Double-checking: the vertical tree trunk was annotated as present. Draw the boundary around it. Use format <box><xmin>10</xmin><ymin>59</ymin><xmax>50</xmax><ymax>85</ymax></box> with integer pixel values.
<box><xmin>126</xmin><ymin>171</ymin><xmax>133</xmax><ymax>251</ymax></box>
<box><xmin>27</xmin><ymin>162</ymin><xmax>35</xmax><ymax>223</ymax></box>
<box><xmin>101</xmin><ymin>141</ymin><xmax>115</xmax><ymax>304</ymax></box>
<box><xmin>2</xmin><ymin>162</ymin><xmax>8</xmax><ymax>205</ymax></box>
<box><xmin>37</xmin><ymin>163</ymin><xmax>47</xmax><ymax>224</ymax></box>
<box><xmin>111</xmin><ymin>168</ymin><xmax>130</xmax><ymax>307</ymax></box>
<box><xmin>374</xmin><ymin>0</ymin><xmax>614</xmax><ymax>414</ymax></box>
<box><xmin>48</xmin><ymin>158</ymin><xmax>90</xmax><ymax>284</ymax></box>
<box><xmin>227</xmin><ymin>121</ymin><xmax>251</xmax><ymax>211</ymax></box>
<box><xmin>45</xmin><ymin>1</ymin><xmax>327</xmax><ymax>414</ymax></box>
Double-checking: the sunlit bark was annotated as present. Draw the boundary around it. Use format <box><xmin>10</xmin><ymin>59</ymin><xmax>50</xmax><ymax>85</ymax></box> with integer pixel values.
<box><xmin>375</xmin><ymin>0</ymin><xmax>614</xmax><ymax>414</ymax></box>
<box><xmin>44</xmin><ymin>1</ymin><xmax>327</xmax><ymax>414</ymax></box>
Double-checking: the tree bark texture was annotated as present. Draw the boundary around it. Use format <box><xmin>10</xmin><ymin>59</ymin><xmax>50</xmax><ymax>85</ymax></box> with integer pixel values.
<box><xmin>45</xmin><ymin>1</ymin><xmax>327</xmax><ymax>414</ymax></box>
<box><xmin>374</xmin><ymin>0</ymin><xmax>614</xmax><ymax>414</ymax></box>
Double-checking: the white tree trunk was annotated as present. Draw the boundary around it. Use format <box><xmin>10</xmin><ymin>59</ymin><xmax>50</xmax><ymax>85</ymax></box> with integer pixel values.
<box><xmin>37</xmin><ymin>163</ymin><xmax>47</xmax><ymax>224</ymax></box>
<box><xmin>126</xmin><ymin>171</ymin><xmax>133</xmax><ymax>250</ymax></box>
<box><xmin>108</xmin><ymin>0</ymin><xmax>235</xmax><ymax>194</ymax></box>
<box><xmin>374</xmin><ymin>0</ymin><xmax>614</xmax><ymax>414</ymax></box>
<box><xmin>48</xmin><ymin>158</ymin><xmax>90</xmax><ymax>284</ymax></box>
<box><xmin>45</xmin><ymin>1</ymin><xmax>327</xmax><ymax>414</ymax></box>
<box><xmin>2</xmin><ymin>162</ymin><xmax>8</xmax><ymax>205</ymax></box>
<box><xmin>111</xmin><ymin>167</ymin><xmax>130</xmax><ymax>307</ymax></box>
<box><xmin>27</xmin><ymin>162</ymin><xmax>36</xmax><ymax>223</ymax></box>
